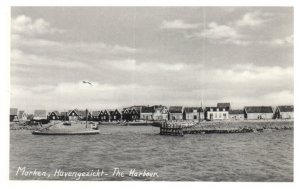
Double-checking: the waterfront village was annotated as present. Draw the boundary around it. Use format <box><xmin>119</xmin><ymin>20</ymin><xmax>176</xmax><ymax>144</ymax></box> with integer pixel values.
<box><xmin>10</xmin><ymin>103</ymin><xmax>294</xmax><ymax>125</ymax></box>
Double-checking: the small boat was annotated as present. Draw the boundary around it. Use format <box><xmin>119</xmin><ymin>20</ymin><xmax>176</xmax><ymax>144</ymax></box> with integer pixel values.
<box><xmin>32</xmin><ymin>121</ymin><xmax>99</xmax><ymax>135</ymax></box>
<box><xmin>63</xmin><ymin>121</ymin><xmax>71</xmax><ymax>126</ymax></box>
<box><xmin>32</xmin><ymin>129</ymin><xmax>99</xmax><ymax>135</ymax></box>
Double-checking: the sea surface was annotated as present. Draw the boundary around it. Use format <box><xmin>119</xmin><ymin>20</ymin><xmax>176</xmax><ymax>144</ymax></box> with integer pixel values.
<box><xmin>10</xmin><ymin>125</ymin><xmax>293</xmax><ymax>181</ymax></box>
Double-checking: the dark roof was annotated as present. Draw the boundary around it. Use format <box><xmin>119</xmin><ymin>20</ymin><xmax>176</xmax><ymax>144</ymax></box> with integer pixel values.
<box><xmin>111</xmin><ymin>109</ymin><xmax>121</xmax><ymax>115</ymax></box>
<box><xmin>10</xmin><ymin>108</ymin><xmax>18</xmax><ymax>115</ymax></box>
<box><xmin>169</xmin><ymin>106</ymin><xmax>183</xmax><ymax>113</ymax></box>
<box><xmin>129</xmin><ymin>109</ymin><xmax>140</xmax><ymax>114</ymax></box>
<box><xmin>217</xmin><ymin>103</ymin><xmax>231</xmax><ymax>108</ymax></box>
<box><xmin>141</xmin><ymin>106</ymin><xmax>155</xmax><ymax>113</ymax></box>
<box><xmin>78</xmin><ymin>110</ymin><xmax>91</xmax><ymax>117</ymax></box>
<box><xmin>68</xmin><ymin>109</ymin><xmax>79</xmax><ymax>116</ymax></box>
<box><xmin>50</xmin><ymin>111</ymin><xmax>59</xmax><ymax>116</ymax></box>
<box><xmin>229</xmin><ymin>109</ymin><xmax>244</xmax><ymax>114</ymax></box>
<box><xmin>102</xmin><ymin>109</ymin><xmax>110</xmax><ymax>115</ymax></box>
<box><xmin>60</xmin><ymin>112</ymin><xmax>67</xmax><ymax>116</ymax></box>
<box><xmin>152</xmin><ymin>105</ymin><xmax>166</xmax><ymax>109</ymax></box>
<box><xmin>184</xmin><ymin>107</ymin><xmax>203</xmax><ymax>113</ymax></box>
<box><xmin>278</xmin><ymin>105</ymin><xmax>294</xmax><ymax>112</ymax></box>
<box><xmin>245</xmin><ymin>106</ymin><xmax>273</xmax><ymax>113</ymax></box>
<box><xmin>91</xmin><ymin>111</ymin><xmax>101</xmax><ymax>116</ymax></box>
<box><xmin>124</xmin><ymin>106</ymin><xmax>143</xmax><ymax>111</ymax></box>
<box><xmin>34</xmin><ymin>110</ymin><xmax>47</xmax><ymax>117</ymax></box>
<box><xmin>123</xmin><ymin>107</ymin><xmax>140</xmax><ymax>114</ymax></box>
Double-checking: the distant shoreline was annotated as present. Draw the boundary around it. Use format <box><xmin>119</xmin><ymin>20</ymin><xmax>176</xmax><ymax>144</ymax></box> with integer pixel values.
<box><xmin>10</xmin><ymin>119</ymin><xmax>293</xmax><ymax>131</ymax></box>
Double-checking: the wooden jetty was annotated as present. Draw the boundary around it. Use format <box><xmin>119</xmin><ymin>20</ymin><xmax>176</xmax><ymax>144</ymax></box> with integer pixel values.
<box><xmin>160</xmin><ymin>122</ymin><xmax>185</xmax><ymax>136</ymax></box>
<box><xmin>159</xmin><ymin>122</ymin><xmax>262</xmax><ymax>136</ymax></box>
<box><xmin>160</xmin><ymin>122</ymin><xmax>195</xmax><ymax>136</ymax></box>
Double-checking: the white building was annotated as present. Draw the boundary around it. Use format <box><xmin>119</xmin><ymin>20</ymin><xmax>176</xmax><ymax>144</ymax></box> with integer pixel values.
<box><xmin>205</xmin><ymin>107</ymin><xmax>229</xmax><ymax>120</ymax></box>
<box><xmin>229</xmin><ymin>109</ymin><xmax>244</xmax><ymax>120</ymax></box>
<box><xmin>183</xmin><ymin>107</ymin><xmax>204</xmax><ymax>121</ymax></box>
<box><xmin>274</xmin><ymin>105</ymin><xmax>294</xmax><ymax>119</ymax></box>
<box><xmin>244</xmin><ymin>106</ymin><xmax>273</xmax><ymax>120</ymax></box>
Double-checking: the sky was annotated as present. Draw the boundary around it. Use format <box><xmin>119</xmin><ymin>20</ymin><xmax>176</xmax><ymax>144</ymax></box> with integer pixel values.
<box><xmin>10</xmin><ymin>7</ymin><xmax>294</xmax><ymax>112</ymax></box>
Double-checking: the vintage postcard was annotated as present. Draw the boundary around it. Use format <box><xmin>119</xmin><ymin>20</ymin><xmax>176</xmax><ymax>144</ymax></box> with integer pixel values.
<box><xmin>9</xmin><ymin>6</ymin><xmax>293</xmax><ymax>183</ymax></box>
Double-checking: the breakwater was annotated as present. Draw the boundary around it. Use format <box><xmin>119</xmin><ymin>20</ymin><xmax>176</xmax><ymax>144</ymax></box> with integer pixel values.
<box><xmin>159</xmin><ymin>120</ymin><xmax>293</xmax><ymax>136</ymax></box>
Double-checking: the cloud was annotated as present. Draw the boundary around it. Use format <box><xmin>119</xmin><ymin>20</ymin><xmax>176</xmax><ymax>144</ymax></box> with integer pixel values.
<box><xmin>12</xmin><ymin>34</ymin><xmax>137</xmax><ymax>56</ymax></box>
<box><xmin>256</xmin><ymin>35</ymin><xmax>293</xmax><ymax>47</ymax></box>
<box><xmin>200</xmin><ymin>22</ymin><xmax>240</xmax><ymax>40</ymax></box>
<box><xmin>12</xmin><ymin>15</ymin><xmax>64</xmax><ymax>36</ymax></box>
<box><xmin>112</xmin><ymin>59</ymin><xmax>188</xmax><ymax>72</ymax></box>
<box><xmin>236</xmin><ymin>11</ymin><xmax>271</xmax><ymax>27</ymax></box>
<box><xmin>10</xmin><ymin>62</ymin><xmax>293</xmax><ymax>111</ymax></box>
<box><xmin>11</xmin><ymin>49</ymin><xmax>87</xmax><ymax>69</ymax></box>
<box><xmin>160</xmin><ymin>19</ymin><xmax>200</xmax><ymax>29</ymax></box>
<box><xmin>191</xmin><ymin>22</ymin><xmax>250</xmax><ymax>46</ymax></box>
<box><xmin>185</xmin><ymin>10</ymin><xmax>280</xmax><ymax>46</ymax></box>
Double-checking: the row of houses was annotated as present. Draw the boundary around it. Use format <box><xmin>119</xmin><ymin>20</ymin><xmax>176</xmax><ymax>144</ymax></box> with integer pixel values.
<box><xmin>10</xmin><ymin>103</ymin><xmax>294</xmax><ymax>123</ymax></box>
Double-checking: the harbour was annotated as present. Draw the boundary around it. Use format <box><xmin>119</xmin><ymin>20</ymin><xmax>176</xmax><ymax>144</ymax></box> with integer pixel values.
<box><xmin>10</xmin><ymin>124</ymin><xmax>293</xmax><ymax>181</ymax></box>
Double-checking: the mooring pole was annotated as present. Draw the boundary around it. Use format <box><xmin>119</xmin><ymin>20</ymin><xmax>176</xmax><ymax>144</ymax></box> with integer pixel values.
<box><xmin>86</xmin><ymin>108</ymin><xmax>88</xmax><ymax>128</ymax></box>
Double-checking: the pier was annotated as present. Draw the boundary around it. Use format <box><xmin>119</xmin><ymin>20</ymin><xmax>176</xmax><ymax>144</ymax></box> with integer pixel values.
<box><xmin>159</xmin><ymin>120</ymin><xmax>293</xmax><ymax>136</ymax></box>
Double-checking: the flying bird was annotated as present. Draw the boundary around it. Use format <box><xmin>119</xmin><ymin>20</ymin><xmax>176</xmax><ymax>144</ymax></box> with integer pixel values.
<box><xmin>82</xmin><ymin>81</ymin><xmax>93</xmax><ymax>86</ymax></box>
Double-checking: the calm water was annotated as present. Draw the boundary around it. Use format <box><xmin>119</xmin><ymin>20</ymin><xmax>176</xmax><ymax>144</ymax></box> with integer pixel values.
<box><xmin>10</xmin><ymin>126</ymin><xmax>293</xmax><ymax>181</ymax></box>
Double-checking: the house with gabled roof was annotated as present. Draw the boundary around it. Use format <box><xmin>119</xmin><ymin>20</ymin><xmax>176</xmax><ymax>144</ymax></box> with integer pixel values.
<box><xmin>121</xmin><ymin>109</ymin><xmax>129</xmax><ymax>121</ymax></box>
<box><xmin>153</xmin><ymin>106</ymin><xmax>169</xmax><ymax>121</ymax></box>
<box><xmin>244</xmin><ymin>106</ymin><xmax>273</xmax><ymax>120</ymax></box>
<box><xmin>129</xmin><ymin>109</ymin><xmax>140</xmax><ymax>121</ymax></box>
<box><xmin>110</xmin><ymin>109</ymin><xmax>122</xmax><ymax>121</ymax></box>
<box><xmin>68</xmin><ymin>109</ymin><xmax>80</xmax><ymax>121</ymax></box>
<box><xmin>168</xmin><ymin>106</ymin><xmax>183</xmax><ymax>121</ymax></box>
<box><xmin>91</xmin><ymin>111</ymin><xmax>101</xmax><ymax>121</ymax></box>
<box><xmin>183</xmin><ymin>107</ymin><xmax>204</xmax><ymax>122</ymax></box>
<box><xmin>33</xmin><ymin>109</ymin><xmax>48</xmax><ymax>123</ymax></box>
<box><xmin>217</xmin><ymin>102</ymin><xmax>231</xmax><ymax>110</ymax></box>
<box><xmin>274</xmin><ymin>105</ymin><xmax>294</xmax><ymax>119</ymax></box>
<box><xmin>10</xmin><ymin>108</ymin><xmax>18</xmax><ymax>122</ymax></box>
<box><xmin>18</xmin><ymin>110</ymin><xmax>28</xmax><ymax>121</ymax></box>
<box><xmin>77</xmin><ymin>110</ymin><xmax>92</xmax><ymax>121</ymax></box>
<box><xmin>229</xmin><ymin>109</ymin><xmax>245</xmax><ymax>120</ymax></box>
<box><xmin>140</xmin><ymin>106</ymin><xmax>155</xmax><ymax>121</ymax></box>
<box><xmin>48</xmin><ymin>111</ymin><xmax>60</xmax><ymax>120</ymax></box>
<box><xmin>100</xmin><ymin>109</ymin><xmax>110</xmax><ymax>122</ymax></box>
<box><xmin>122</xmin><ymin>108</ymin><xmax>140</xmax><ymax>122</ymax></box>
<box><xmin>205</xmin><ymin>106</ymin><xmax>230</xmax><ymax>121</ymax></box>
<box><xmin>33</xmin><ymin>110</ymin><xmax>47</xmax><ymax>120</ymax></box>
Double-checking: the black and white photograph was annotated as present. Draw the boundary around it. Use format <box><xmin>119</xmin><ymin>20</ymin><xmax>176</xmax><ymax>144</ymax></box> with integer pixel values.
<box><xmin>4</xmin><ymin>3</ymin><xmax>296</xmax><ymax>185</ymax></box>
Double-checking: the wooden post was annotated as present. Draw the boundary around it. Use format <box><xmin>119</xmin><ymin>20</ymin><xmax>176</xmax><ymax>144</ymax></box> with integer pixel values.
<box><xmin>86</xmin><ymin>109</ymin><xmax>88</xmax><ymax>128</ymax></box>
